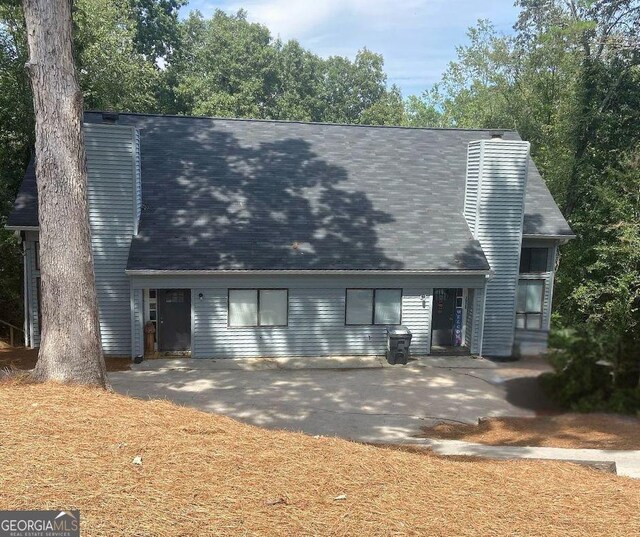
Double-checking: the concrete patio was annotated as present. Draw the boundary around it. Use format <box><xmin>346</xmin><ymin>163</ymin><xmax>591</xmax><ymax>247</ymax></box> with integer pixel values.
<box><xmin>110</xmin><ymin>354</ymin><xmax>555</xmax><ymax>444</ymax></box>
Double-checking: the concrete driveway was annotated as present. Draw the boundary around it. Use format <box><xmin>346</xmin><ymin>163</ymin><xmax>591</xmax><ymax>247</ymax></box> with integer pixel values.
<box><xmin>109</xmin><ymin>355</ymin><xmax>555</xmax><ymax>444</ymax></box>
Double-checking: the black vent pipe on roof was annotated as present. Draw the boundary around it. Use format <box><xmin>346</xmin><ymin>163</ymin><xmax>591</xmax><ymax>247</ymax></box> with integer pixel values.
<box><xmin>489</xmin><ymin>130</ymin><xmax>504</xmax><ymax>139</ymax></box>
<box><xmin>102</xmin><ymin>111</ymin><xmax>119</xmax><ymax>124</ymax></box>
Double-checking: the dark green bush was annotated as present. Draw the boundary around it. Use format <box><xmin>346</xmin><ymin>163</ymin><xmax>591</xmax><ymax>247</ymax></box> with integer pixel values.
<box><xmin>542</xmin><ymin>327</ymin><xmax>640</xmax><ymax>414</ymax></box>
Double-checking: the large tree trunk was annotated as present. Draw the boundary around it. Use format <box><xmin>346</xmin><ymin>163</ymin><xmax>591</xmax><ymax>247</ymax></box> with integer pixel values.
<box><xmin>23</xmin><ymin>0</ymin><xmax>107</xmax><ymax>387</ymax></box>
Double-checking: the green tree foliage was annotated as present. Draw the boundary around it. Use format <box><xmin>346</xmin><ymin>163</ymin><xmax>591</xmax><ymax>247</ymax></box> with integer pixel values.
<box><xmin>165</xmin><ymin>10</ymin><xmax>400</xmax><ymax>123</ymax></box>
<box><xmin>168</xmin><ymin>10</ymin><xmax>279</xmax><ymax>117</ymax></box>
<box><xmin>270</xmin><ymin>39</ymin><xmax>324</xmax><ymax>121</ymax></box>
<box><xmin>320</xmin><ymin>48</ymin><xmax>390</xmax><ymax>123</ymax></box>
<box><xmin>74</xmin><ymin>0</ymin><xmax>161</xmax><ymax>111</ymax></box>
<box><xmin>0</xmin><ymin>4</ymin><xmax>33</xmax><ymax>333</ymax></box>
<box><xmin>414</xmin><ymin>1</ymin><xmax>640</xmax><ymax>407</ymax></box>
<box><xmin>128</xmin><ymin>0</ymin><xmax>186</xmax><ymax>60</ymax></box>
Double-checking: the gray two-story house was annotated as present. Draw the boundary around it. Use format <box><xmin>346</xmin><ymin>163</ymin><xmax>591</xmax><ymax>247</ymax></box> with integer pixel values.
<box><xmin>7</xmin><ymin>112</ymin><xmax>573</xmax><ymax>359</ymax></box>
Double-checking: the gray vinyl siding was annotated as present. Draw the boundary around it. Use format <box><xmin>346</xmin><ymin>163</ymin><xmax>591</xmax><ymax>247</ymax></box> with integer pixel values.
<box><xmin>130</xmin><ymin>274</ymin><xmax>490</xmax><ymax>359</ymax></box>
<box><xmin>192</xmin><ymin>287</ymin><xmax>432</xmax><ymax>358</ymax></box>
<box><xmin>463</xmin><ymin>142</ymin><xmax>481</xmax><ymax>236</ymax></box>
<box><xmin>544</xmin><ymin>245</ymin><xmax>557</xmax><ymax>330</ymax></box>
<box><xmin>403</xmin><ymin>289</ymin><xmax>433</xmax><ymax>356</ymax></box>
<box><xmin>464</xmin><ymin>289</ymin><xmax>474</xmax><ymax>348</ymax></box>
<box><xmin>23</xmin><ymin>236</ymin><xmax>39</xmax><ymax>348</ymax></box>
<box><xmin>514</xmin><ymin>330</ymin><xmax>549</xmax><ymax>357</ymax></box>
<box><xmin>470</xmin><ymin>287</ymin><xmax>485</xmax><ymax>355</ymax></box>
<box><xmin>464</xmin><ymin>140</ymin><xmax>530</xmax><ymax>356</ymax></box>
<box><xmin>85</xmin><ymin>123</ymin><xmax>136</xmax><ymax>356</ymax></box>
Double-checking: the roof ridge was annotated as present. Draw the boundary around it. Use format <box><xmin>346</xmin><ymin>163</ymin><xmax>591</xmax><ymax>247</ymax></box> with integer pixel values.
<box><xmin>84</xmin><ymin>110</ymin><xmax>516</xmax><ymax>133</ymax></box>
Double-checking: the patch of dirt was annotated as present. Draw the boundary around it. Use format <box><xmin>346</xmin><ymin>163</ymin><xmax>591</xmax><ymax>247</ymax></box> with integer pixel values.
<box><xmin>421</xmin><ymin>414</ymin><xmax>640</xmax><ymax>450</ymax></box>
<box><xmin>0</xmin><ymin>347</ymin><xmax>130</xmax><ymax>372</ymax></box>
<box><xmin>0</xmin><ymin>381</ymin><xmax>639</xmax><ymax>536</ymax></box>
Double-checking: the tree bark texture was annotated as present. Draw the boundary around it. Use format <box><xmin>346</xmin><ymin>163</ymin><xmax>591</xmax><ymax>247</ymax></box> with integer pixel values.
<box><xmin>23</xmin><ymin>0</ymin><xmax>107</xmax><ymax>387</ymax></box>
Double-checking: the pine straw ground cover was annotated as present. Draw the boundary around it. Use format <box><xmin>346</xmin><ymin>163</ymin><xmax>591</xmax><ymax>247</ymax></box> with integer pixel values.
<box><xmin>421</xmin><ymin>415</ymin><xmax>640</xmax><ymax>450</ymax></box>
<box><xmin>1</xmin><ymin>381</ymin><xmax>639</xmax><ymax>536</ymax></box>
<box><xmin>0</xmin><ymin>346</ymin><xmax>131</xmax><ymax>372</ymax></box>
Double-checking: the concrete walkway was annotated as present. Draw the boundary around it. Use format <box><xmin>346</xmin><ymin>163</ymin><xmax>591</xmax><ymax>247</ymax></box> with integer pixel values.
<box><xmin>423</xmin><ymin>438</ymin><xmax>640</xmax><ymax>479</ymax></box>
<box><xmin>110</xmin><ymin>354</ymin><xmax>553</xmax><ymax>443</ymax></box>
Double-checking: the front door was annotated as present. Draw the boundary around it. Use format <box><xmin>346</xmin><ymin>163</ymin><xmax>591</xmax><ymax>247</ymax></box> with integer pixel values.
<box><xmin>157</xmin><ymin>289</ymin><xmax>191</xmax><ymax>351</ymax></box>
<box><xmin>431</xmin><ymin>288</ymin><xmax>458</xmax><ymax>347</ymax></box>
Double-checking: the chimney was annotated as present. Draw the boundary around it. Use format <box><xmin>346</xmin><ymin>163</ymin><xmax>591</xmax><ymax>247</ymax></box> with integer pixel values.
<box><xmin>464</xmin><ymin>137</ymin><xmax>530</xmax><ymax>357</ymax></box>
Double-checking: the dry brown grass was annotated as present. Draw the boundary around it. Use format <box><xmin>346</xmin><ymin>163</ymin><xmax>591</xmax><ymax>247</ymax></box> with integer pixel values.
<box><xmin>422</xmin><ymin>414</ymin><xmax>640</xmax><ymax>450</ymax></box>
<box><xmin>0</xmin><ymin>347</ymin><xmax>130</xmax><ymax>372</ymax></box>
<box><xmin>0</xmin><ymin>382</ymin><xmax>639</xmax><ymax>536</ymax></box>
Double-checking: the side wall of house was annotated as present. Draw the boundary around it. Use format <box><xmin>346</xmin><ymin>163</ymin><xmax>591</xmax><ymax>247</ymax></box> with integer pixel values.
<box><xmin>23</xmin><ymin>231</ymin><xmax>40</xmax><ymax>348</ymax></box>
<box><xmin>470</xmin><ymin>287</ymin><xmax>485</xmax><ymax>355</ymax></box>
<box><xmin>464</xmin><ymin>288</ymin><xmax>474</xmax><ymax>348</ymax></box>
<box><xmin>23</xmin><ymin>124</ymin><xmax>137</xmax><ymax>356</ymax></box>
<box><xmin>131</xmin><ymin>274</ymin><xmax>488</xmax><ymax>359</ymax></box>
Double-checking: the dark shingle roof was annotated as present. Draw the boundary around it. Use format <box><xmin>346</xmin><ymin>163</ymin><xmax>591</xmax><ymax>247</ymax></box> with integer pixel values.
<box><xmin>8</xmin><ymin>112</ymin><xmax>573</xmax><ymax>272</ymax></box>
<box><xmin>7</xmin><ymin>159</ymin><xmax>37</xmax><ymax>229</ymax></box>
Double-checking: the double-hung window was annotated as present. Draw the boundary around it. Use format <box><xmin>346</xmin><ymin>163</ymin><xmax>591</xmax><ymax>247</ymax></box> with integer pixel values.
<box><xmin>228</xmin><ymin>289</ymin><xmax>288</xmax><ymax>327</ymax></box>
<box><xmin>516</xmin><ymin>280</ymin><xmax>544</xmax><ymax>330</ymax></box>
<box><xmin>345</xmin><ymin>289</ymin><xmax>402</xmax><ymax>325</ymax></box>
<box><xmin>517</xmin><ymin>247</ymin><xmax>549</xmax><ymax>330</ymax></box>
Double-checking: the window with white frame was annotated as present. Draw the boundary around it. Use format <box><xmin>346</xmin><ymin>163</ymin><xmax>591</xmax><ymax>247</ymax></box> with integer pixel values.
<box><xmin>345</xmin><ymin>289</ymin><xmax>402</xmax><ymax>326</ymax></box>
<box><xmin>516</xmin><ymin>280</ymin><xmax>544</xmax><ymax>330</ymax></box>
<box><xmin>228</xmin><ymin>289</ymin><xmax>288</xmax><ymax>327</ymax></box>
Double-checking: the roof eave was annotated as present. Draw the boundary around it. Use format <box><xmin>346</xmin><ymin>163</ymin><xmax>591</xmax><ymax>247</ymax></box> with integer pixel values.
<box><xmin>125</xmin><ymin>268</ymin><xmax>492</xmax><ymax>276</ymax></box>
<box><xmin>522</xmin><ymin>233</ymin><xmax>576</xmax><ymax>243</ymax></box>
<box><xmin>5</xmin><ymin>225</ymin><xmax>39</xmax><ymax>231</ymax></box>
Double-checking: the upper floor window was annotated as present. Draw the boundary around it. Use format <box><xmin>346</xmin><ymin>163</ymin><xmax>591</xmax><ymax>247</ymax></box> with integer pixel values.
<box><xmin>516</xmin><ymin>280</ymin><xmax>544</xmax><ymax>330</ymax></box>
<box><xmin>519</xmin><ymin>247</ymin><xmax>548</xmax><ymax>273</ymax></box>
<box><xmin>345</xmin><ymin>289</ymin><xmax>402</xmax><ymax>326</ymax></box>
<box><xmin>228</xmin><ymin>289</ymin><xmax>288</xmax><ymax>327</ymax></box>
<box><xmin>34</xmin><ymin>241</ymin><xmax>39</xmax><ymax>270</ymax></box>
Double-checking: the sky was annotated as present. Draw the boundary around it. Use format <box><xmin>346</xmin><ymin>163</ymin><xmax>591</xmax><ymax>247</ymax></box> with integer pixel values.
<box><xmin>183</xmin><ymin>0</ymin><xmax>520</xmax><ymax>97</ymax></box>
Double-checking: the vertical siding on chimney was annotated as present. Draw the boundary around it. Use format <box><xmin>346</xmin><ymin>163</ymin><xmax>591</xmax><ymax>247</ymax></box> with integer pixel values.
<box><xmin>464</xmin><ymin>140</ymin><xmax>530</xmax><ymax>357</ymax></box>
<box><xmin>463</xmin><ymin>141</ymin><xmax>482</xmax><ymax>236</ymax></box>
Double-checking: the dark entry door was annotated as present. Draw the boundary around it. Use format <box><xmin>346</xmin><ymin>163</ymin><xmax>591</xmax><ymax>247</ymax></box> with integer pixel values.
<box><xmin>431</xmin><ymin>288</ymin><xmax>457</xmax><ymax>347</ymax></box>
<box><xmin>158</xmin><ymin>289</ymin><xmax>191</xmax><ymax>351</ymax></box>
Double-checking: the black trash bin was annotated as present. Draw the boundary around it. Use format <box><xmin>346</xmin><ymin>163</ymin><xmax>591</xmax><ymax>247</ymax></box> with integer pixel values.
<box><xmin>386</xmin><ymin>326</ymin><xmax>412</xmax><ymax>365</ymax></box>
